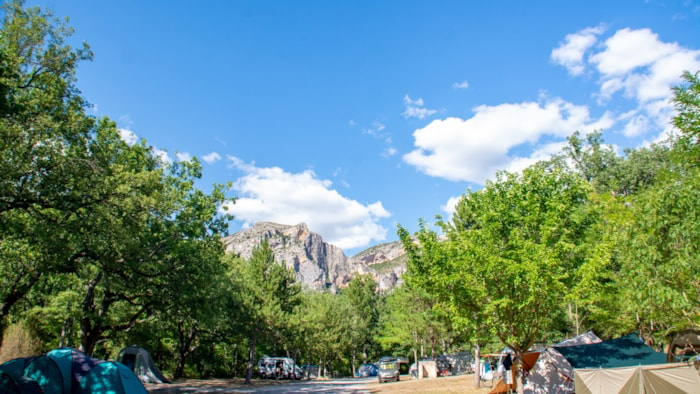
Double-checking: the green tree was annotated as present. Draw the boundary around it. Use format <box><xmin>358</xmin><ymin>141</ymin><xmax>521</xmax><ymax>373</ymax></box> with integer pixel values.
<box><xmin>610</xmin><ymin>71</ymin><xmax>700</xmax><ymax>342</ymax></box>
<box><xmin>402</xmin><ymin>164</ymin><xmax>596</xmax><ymax>393</ymax></box>
<box><xmin>295</xmin><ymin>291</ymin><xmax>354</xmax><ymax>377</ymax></box>
<box><xmin>0</xmin><ymin>0</ymin><xmax>95</xmax><ymax>337</ymax></box>
<box><xmin>231</xmin><ymin>240</ymin><xmax>301</xmax><ymax>384</ymax></box>
<box><xmin>378</xmin><ymin>283</ymin><xmax>457</xmax><ymax>364</ymax></box>
<box><xmin>341</xmin><ymin>274</ymin><xmax>381</xmax><ymax>374</ymax></box>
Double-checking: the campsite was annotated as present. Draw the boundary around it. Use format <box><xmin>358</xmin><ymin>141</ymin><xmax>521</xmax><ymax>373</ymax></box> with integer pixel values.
<box><xmin>1</xmin><ymin>1</ymin><xmax>700</xmax><ymax>393</ymax></box>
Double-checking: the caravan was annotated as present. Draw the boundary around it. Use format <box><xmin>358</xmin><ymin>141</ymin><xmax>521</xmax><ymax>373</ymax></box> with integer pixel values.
<box><xmin>257</xmin><ymin>356</ymin><xmax>302</xmax><ymax>380</ymax></box>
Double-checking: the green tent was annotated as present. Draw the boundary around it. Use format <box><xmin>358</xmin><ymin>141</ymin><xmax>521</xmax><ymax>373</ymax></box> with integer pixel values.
<box><xmin>555</xmin><ymin>334</ymin><xmax>667</xmax><ymax>369</ymax></box>
<box><xmin>79</xmin><ymin>361</ymin><xmax>147</xmax><ymax>394</ymax></box>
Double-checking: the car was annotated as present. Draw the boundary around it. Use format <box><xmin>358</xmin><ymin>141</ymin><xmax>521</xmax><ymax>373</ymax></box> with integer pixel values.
<box><xmin>376</xmin><ymin>358</ymin><xmax>400</xmax><ymax>383</ymax></box>
<box><xmin>356</xmin><ymin>363</ymin><xmax>377</xmax><ymax>377</ymax></box>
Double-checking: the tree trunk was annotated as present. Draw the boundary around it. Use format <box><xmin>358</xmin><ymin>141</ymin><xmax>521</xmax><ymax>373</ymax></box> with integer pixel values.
<box><xmin>244</xmin><ymin>329</ymin><xmax>258</xmax><ymax>384</ymax></box>
<box><xmin>514</xmin><ymin>350</ymin><xmax>525</xmax><ymax>394</ymax></box>
<box><xmin>474</xmin><ymin>344</ymin><xmax>481</xmax><ymax>388</ymax></box>
<box><xmin>351</xmin><ymin>349</ymin><xmax>356</xmax><ymax>378</ymax></box>
<box><xmin>174</xmin><ymin>323</ymin><xmax>198</xmax><ymax>378</ymax></box>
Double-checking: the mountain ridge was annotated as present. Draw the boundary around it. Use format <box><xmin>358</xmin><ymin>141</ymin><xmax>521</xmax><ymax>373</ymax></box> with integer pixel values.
<box><xmin>222</xmin><ymin>222</ymin><xmax>406</xmax><ymax>291</ymax></box>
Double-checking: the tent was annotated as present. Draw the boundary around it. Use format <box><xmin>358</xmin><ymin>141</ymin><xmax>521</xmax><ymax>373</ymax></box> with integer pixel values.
<box><xmin>0</xmin><ymin>358</ymin><xmax>35</xmax><ymax>378</ymax></box>
<box><xmin>0</xmin><ymin>370</ymin><xmax>43</xmax><ymax>394</ymax></box>
<box><xmin>574</xmin><ymin>362</ymin><xmax>700</xmax><ymax>393</ymax></box>
<box><xmin>79</xmin><ymin>361</ymin><xmax>147</xmax><ymax>394</ymax></box>
<box><xmin>555</xmin><ymin>334</ymin><xmax>667</xmax><ymax>369</ymax></box>
<box><xmin>23</xmin><ymin>355</ymin><xmax>64</xmax><ymax>394</ymax></box>
<box><xmin>116</xmin><ymin>346</ymin><xmax>169</xmax><ymax>384</ymax></box>
<box><xmin>46</xmin><ymin>348</ymin><xmax>100</xmax><ymax>394</ymax></box>
<box><xmin>524</xmin><ymin>331</ymin><xmax>602</xmax><ymax>394</ymax></box>
<box><xmin>417</xmin><ymin>360</ymin><xmax>438</xmax><ymax>379</ymax></box>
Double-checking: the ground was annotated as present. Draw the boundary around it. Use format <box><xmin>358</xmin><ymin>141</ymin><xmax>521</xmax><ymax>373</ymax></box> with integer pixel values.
<box><xmin>146</xmin><ymin>374</ymin><xmax>496</xmax><ymax>393</ymax></box>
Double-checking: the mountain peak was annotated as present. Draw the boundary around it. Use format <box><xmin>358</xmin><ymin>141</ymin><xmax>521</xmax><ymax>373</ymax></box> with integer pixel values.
<box><xmin>222</xmin><ymin>222</ymin><xmax>406</xmax><ymax>292</ymax></box>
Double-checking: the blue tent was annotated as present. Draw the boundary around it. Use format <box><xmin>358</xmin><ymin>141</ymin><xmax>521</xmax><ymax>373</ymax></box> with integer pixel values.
<box><xmin>554</xmin><ymin>334</ymin><xmax>667</xmax><ymax>369</ymax></box>
<box><xmin>23</xmin><ymin>356</ymin><xmax>64</xmax><ymax>394</ymax></box>
<box><xmin>0</xmin><ymin>370</ymin><xmax>43</xmax><ymax>394</ymax></box>
<box><xmin>79</xmin><ymin>362</ymin><xmax>147</xmax><ymax>394</ymax></box>
<box><xmin>0</xmin><ymin>358</ymin><xmax>35</xmax><ymax>378</ymax></box>
<box><xmin>47</xmin><ymin>348</ymin><xmax>100</xmax><ymax>394</ymax></box>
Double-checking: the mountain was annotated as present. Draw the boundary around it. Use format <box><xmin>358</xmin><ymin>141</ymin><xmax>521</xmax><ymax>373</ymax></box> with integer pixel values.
<box><xmin>221</xmin><ymin>222</ymin><xmax>406</xmax><ymax>292</ymax></box>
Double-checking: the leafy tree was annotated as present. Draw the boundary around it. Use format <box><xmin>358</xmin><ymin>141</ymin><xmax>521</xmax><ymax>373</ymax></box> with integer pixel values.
<box><xmin>402</xmin><ymin>164</ymin><xmax>596</xmax><ymax>393</ymax></box>
<box><xmin>610</xmin><ymin>71</ymin><xmax>700</xmax><ymax>342</ymax></box>
<box><xmin>561</xmin><ymin>130</ymin><xmax>671</xmax><ymax>196</ymax></box>
<box><xmin>294</xmin><ymin>291</ymin><xmax>354</xmax><ymax>377</ymax></box>
<box><xmin>378</xmin><ymin>283</ymin><xmax>457</xmax><ymax>364</ymax></box>
<box><xmin>0</xmin><ymin>0</ymin><xmax>95</xmax><ymax>337</ymax></box>
<box><xmin>340</xmin><ymin>274</ymin><xmax>381</xmax><ymax>374</ymax></box>
<box><xmin>231</xmin><ymin>240</ymin><xmax>301</xmax><ymax>384</ymax></box>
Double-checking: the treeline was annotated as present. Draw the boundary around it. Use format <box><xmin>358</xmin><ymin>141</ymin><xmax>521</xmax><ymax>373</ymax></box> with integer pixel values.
<box><xmin>397</xmin><ymin>75</ymin><xmax>700</xmax><ymax>390</ymax></box>
<box><xmin>0</xmin><ymin>0</ymin><xmax>392</xmax><ymax>380</ymax></box>
<box><xmin>1</xmin><ymin>0</ymin><xmax>698</xmax><ymax>384</ymax></box>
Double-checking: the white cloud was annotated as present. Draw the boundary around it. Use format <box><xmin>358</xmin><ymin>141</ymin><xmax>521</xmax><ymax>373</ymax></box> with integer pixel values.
<box><xmin>222</xmin><ymin>156</ymin><xmax>390</xmax><ymax>250</ymax></box>
<box><xmin>575</xmin><ymin>27</ymin><xmax>700</xmax><ymax>141</ymax></box>
<box><xmin>176</xmin><ymin>152</ymin><xmax>192</xmax><ymax>162</ymax></box>
<box><xmin>382</xmin><ymin>146</ymin><xmax>397</xmax><ymax>157</ymax></box>
<box><xmin>402</xmin><ymin>94</ymin><xmax>437</xmax><ymax>119</ymax></box>
<box><xmin>153</xmin><ymin>148</ymin><xmax>172</xmax><ymax>164</ymax></box>
<box><xmin>403</xmin><ymin>98</ymin><xmax>605</xmax><ymax>184</ymax></box>
<box><xmin>119</xmin><ymin>129</ymin><xmax>138</xmax><ymax>145</ymax></box>
<box><xmin>441</xmin><ymin>195</ymin><xmax>462</xmax><ymax>216</ymax></box>
<box><xmin>203</xmin><ymin>152</ymin><xmax>222</xmax><ymax>164</ymax></box>
<box><xmin>403</xmin><ymin>26</ymin><xmax>699</xmax><ymax>186</ymax></box>
<box><xmin>551</xmin><ymin>26</ymin><xmax>605</xmax><ymax>76</ymax></box>
<box><xmin>453</xmin><ymin>80</ymin><xmax>470</xmax><ymax>90</ymax></box>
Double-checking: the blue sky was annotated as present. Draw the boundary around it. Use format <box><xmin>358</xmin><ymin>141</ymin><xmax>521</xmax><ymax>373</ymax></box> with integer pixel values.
<box><xmin>29</xmin><ymin>0</ymin><xmax>700</xmax><ymax>255</ymax></box>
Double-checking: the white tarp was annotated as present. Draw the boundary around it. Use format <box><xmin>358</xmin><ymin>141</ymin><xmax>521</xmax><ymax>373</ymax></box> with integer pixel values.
<box><xmin>418</xmin><ymin>360</ymin><xmax>437</xmax><ymax>379</ymax></box>
<box><xmin>523</xmin><ymin>331</ymin><xmax>602</xmax><ymax>394</ymax></box>
<box><xmin>574</xmin><ymin>363</ymin><xmax>700</xmax><ymax>394</ymax></box>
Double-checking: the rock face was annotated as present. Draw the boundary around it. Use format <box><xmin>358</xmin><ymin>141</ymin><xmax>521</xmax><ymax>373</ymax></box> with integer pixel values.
<box><xmin>222</xmin><ymin>222</ymin><xmax>406</xmax><ymax>292</ymax></box>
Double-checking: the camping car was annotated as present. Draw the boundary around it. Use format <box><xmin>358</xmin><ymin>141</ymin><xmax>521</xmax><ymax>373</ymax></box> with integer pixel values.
<box><xmin>257</xmin><ymin>356</ymin><xmax>302</xmax><ymax>379</ymax></box>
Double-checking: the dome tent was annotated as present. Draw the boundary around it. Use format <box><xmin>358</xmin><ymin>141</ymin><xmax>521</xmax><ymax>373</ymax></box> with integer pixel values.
<box><xmin>0</xmin><ymin>357</ymin><xmax>35</xmax><ymax>378</ymax></box>
<box><xmin>79</xmin><ymin>361</ymin><xmax>147</xmax><ymax>394</ymax></box>
<box><xmin>23</xmin><ymin>355</ymin><xmax>64</xmax><ymax>394</ymax></box>
<box><xmin>0</xmin><ymin>347</ymin><xmax>148</xmax><ymax>394</ymax></box>
<box><xmin>46</xmin><ymin>348</ymin><xmax>100</xmax><ymax>394</ymax></box>
<box><xmin>0</xmin><ymin>370</ymin><xmax>43</xmax><ymax>394</ymax></box>
<box><xmin>116</xmin><ymin>345</ymin><xmax>170</xmax><ymax>384</ymax></box>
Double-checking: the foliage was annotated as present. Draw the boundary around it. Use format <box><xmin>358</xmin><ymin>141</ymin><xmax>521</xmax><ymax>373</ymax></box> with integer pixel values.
<box><xmin>229</xmin><ymin>240</ymin><xmax>301</xmax><ymax>383</ymax></box>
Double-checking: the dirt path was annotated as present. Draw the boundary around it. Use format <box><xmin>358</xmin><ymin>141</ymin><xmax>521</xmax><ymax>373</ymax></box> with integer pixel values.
<box><xmin>146</xmin><ymin>374</ymin><xmax>495</xmax><ymax>393</ymax></box>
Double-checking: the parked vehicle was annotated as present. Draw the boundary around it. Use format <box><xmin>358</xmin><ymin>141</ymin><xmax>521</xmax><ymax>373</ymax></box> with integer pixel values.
<box><xmin>376</xmin><ymin>358</ymin><xmax>400</xmax><ymax>383</ymax></box>
<box><xmin>356</xmin><ymin>363</ymin><xmax>377</xmax><ymax>377</ymax></box>
<box><xmin>257</xmin><ymin>356</ymin><xmax>302</xmax><ymax>379</ymax></box>
<box><xmin>435</xmin><ymin>354</ymin><xmax>450</xmax><ymax>376</ymax></box>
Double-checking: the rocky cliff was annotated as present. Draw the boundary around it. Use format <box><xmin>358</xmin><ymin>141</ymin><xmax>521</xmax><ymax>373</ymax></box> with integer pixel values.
<box><xmin>222</xmin><ymin>222</ymin><xmax>406</xmax><ymax>292</ymax></box>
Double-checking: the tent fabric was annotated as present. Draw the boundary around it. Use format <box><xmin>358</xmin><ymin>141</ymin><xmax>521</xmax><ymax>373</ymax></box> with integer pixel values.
<box><xmin>79</xmin><ymin>361</ymin><xmax>147</xmax><ymax>394</ymax></box>
<box><xmin>417</xmin><ymin>360</ymin><xmax>437</xmax><ymax>378</ymax></box>
<box><xmin>47</xmin><ymin>348</ymin><xmax>100</xmax><ymax>394</ymax></box>
<box><xmin>23</xmin><ymin>355</ymin><xmax>64</xmax><ymax>394</ymax></box>
<box><xmin>574</xmin><ymin>363</ymin><xmax>700</xmax><ymax>394</ymax></box>
<box><xmin>524</xmin><ymin>331</ymin><xmax>602</xmax><ymax>394</ymax></box>
<box><xmin>0</xmin><ymin>358</ymin><xmax>35</xmax><ymax>378</ymax></box>
<box><xmin>116</xmin><ymin>345</ymin><xmax>170</xmax><ymax>384</ymax></box>
<box><xmin>0</xmin><ymin>370</ymin><xmax>43</xmax><ymax>394</ymax></box>
<box><xmin>555</xmin><ymin>334</ymin><xmax>667</xmax><ymax>369</ymax></box>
